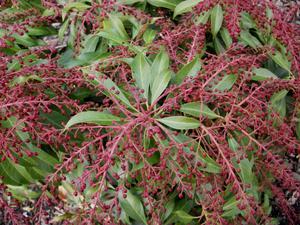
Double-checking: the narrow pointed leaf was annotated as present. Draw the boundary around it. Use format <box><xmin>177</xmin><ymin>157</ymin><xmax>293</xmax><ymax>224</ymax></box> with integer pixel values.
<box><xmin>240</xmin><ymin>31</ymin><xmax>262</xmax><ymax>49</ymax></box>
<box><xmin>151</xmin><ymin>70</ymin><xmax>171</xmax><ymax>104</ymax></box>
<box><xmin>180</xmin><ymin>102</ymin><xmax>221</xmax><ymax>119</ymax></box>
<box><xmin>269</xmin><ymin>51</ymin><xmax>291</xmax><ymax>72</ymax></box>
<box><xmin>213</xmin><ymin>74</ymin><xmax>237</xmax><ymax>91</ymax></box>
<box><xmin>96</xmin><ymin>76</ymin><xmax>137</xmax><ymax>111</ymax></box>
<box><xmin>157</xmin><ymin>116</ymin><xmax>200</xmax><ymax>130</ymax></box>
<box><xmin>65</xmin><ymin>111</ymin><xmax>121</xmax><ymax>129</ymax></box>
<box><xmin>118</xmin><ymin>190</ymin><xmax>147</xmax><ymax>225</ymax></box>
<box><xmin>131</xmin><ymin>53</ymin><xmax>151</xmax><ymax>99</ymax></box>
<box><xmin>173</xmin><ymin>0</ymin><xmax>203</xmax><ymax>18</ymax></box>
<box><xmin>220</xmin><ymin>28</ymin><xmax>232</xmax><ymax>49</ymax></box>
<box><xmin>211</xmin><ymin>4</ymin><xmax>223</xmax><ymax>36</ymax></box>
<box><xmin>174</xmin><ymin>210</ymin><xmax>196</xmax><ymax>223</ymax></box>
<box><xmin>0</xmin><ymin>159</ymin><xmax>34</xmax><ymax>185</ymax></box>
<box><xmin>147</xmin><ymin>0</ymin><xmax>182</xmax><ymax>10</ymax></box>
<box><xmin>151</xmin><ymin>48</ymin><xmax>169</xmax><ymax>84</ymax></box>
<box><xmin>173</xmin><ymin>55</ymin><xmax>201</xmax><ymax>84</ymax></box>
<box><xmin>252</xmin><ymin>68</ymin><xmax>277</xmax><ymax>81</ymax></box>
<box><xmin>195</xmin><ymin>10</ymin><xmax>211</xmax><ymax>25</ymax></box>
<box><xmin>109</xmin><ymin>14</ymin><xmax>129</xmax><ymax>41</ymax></box>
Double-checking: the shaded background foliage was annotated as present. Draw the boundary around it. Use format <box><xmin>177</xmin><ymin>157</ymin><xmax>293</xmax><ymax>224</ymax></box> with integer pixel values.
<box><xmin>0</xmin><ymin>0</ymin><xmax>300</xmax><ymax>224</ymax></box>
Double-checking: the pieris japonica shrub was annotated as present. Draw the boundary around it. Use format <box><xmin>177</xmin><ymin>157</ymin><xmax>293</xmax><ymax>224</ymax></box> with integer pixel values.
<box><xmin>0</xmin><ymin>0</ymin><xmax>299</xmax><ymax>224</ymax></box>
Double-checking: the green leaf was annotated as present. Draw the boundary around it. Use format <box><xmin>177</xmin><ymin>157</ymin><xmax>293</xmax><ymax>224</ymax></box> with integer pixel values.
<box><xmin>58</xmin><ymin>18</ymin><xmax>70</xmax><ymax>41</ymax></box>
<box><xmin>228</xmin><ymin>137</ymin><xmax>239</xmax><ymax>152</ymax></box>
<box><xmin>151</xmin><ymin>70</ymin><xmax>171</xmax><ymax>104</ymax></box>
<box><xmin>173</xmin><ymin>0</ymin><xmax>203</xmax><ymax>18</ymax></box>
<box><xmin>119</xmin><ymin>189</ymin><xmax>147</xmax><ymax>225</ymax></box>
<box><xmin>211</xmin><ymin>4</ymin><xmax>223</xmax><ymax>36</ymax></box>
<box><xmin>27</xmin><ymin>26</ymin><xmax>56</xmax><ymax>36</ymax></box>
<box><xmin>163</xmin><ymin>198</ymin><xmax>175</xmax><ymax>221</ymax></box>
<box><xmin>96</xmin><ymin>76</ymin><xmax>137</xmax><ymax>111</ymax></box>
<box><xmin>220</xmin><ymin>28</ymin><xmax>232</xmax><ymax>49</ymax></box>
<box><xmin>143</xmin><ymin>28</ymin><xmax>156</xmax><ymax>44</ymax></box>
<box><xmin>97</xmin><ymin>31</ymin><xmax>125</xmax><ymax>45</ymax></box>
<box><xmin>213</xmin><ymin>74</ymin><xmax>237</xmax><ymax>91</ymax></box>
<box><xmin>7</xmin><ymin>185</ymin><xmax>40</xmax><ymax>201</ymax></box>
<box><xmin>109</xmin><ymin>14</ymin><xmax>130</xmax><ymax>41</ymax></box>
<box><xmin>269</xmin><ymin>51</ymin><xmax>291</xmax><ymax>73</ymax></box>
<box><xmin>147</xmin><ymin>0</ymin><xmax>182</xmax><ymax>10</ymax></box>
<box><xmin>65</xmin><ymin>111</ymin><xmax>121</xmax><ymax>129</ymax></box>
<box><xmin>173</xmin><ymin>55</ymin><xmax>201</xmax><ymax>84</ymax></box>
<box><xmin>119</xmin><ymin>0</ymin><xmax>144</xmax><ymax>4</ymax></box>
<box><xmin>180</xmin><ymin>102</ymin><xmax>221</xmax><ymax>119</ymax></box>
<box><xmin>81</xmin><ymin>35</ymin><xmax>100</xmax><ymax>53</ymax></box>
<box><xmin>171</xmin><ymin>133</ymin><xmax>220</xmax><ymax>173</ymax></box>
<box><xmin>271</xmin><ymin>89</ymin><xmax>288</xmax><ymax>103</ymax></box>
<box><xmin>12</xmin><ymin>33</ymin><xmax>41</xmax><ymax>47</ymax></box>
<box><xmin>131</xmin><ymin>53</ymin><xmax>151</xmax><ymax>99</ymax></box>
<box><xmin>240</xmin><ymin>31</ymin><xmax>262</xmax><ymax>49</ymax></box>
<box><xmin>252</xmin><ymin>68</ymin><xmax>277</xmax><ymax>81</ymax></box>
<box><xmin>151</xmin><ymin>48</ymin><xmax>169</xmax><ymax>84</ymax></box>
<box><xmin>2</xmin><ymin>117</ymin><xmax>58</xmax><ymax>170</ymax></box>
<box><xmin>222</xmin><ymin>196</ymin><xmax>241</xmax><ymax>218</ymax></box>
<box><xmin>270</xmin><ymin>89</ymin><xmax>288</xmax><ymax>118</ymax></box>
<box><xmin>296</xmin><ymin>111</ymin><xmax>300</xmax><ymax>140</ymax></box>
<box><xmin>100</xmin><ymin>15</ymin><xmax>129</xmax><ymax>44</ymax></box>
<box><xmin>214</xmin><ymin>36</ymin><xmax>226</xmax><ymax>54</ymax></box>
<box><xmin>157</xmin><ymin>116</ymin><xmax>200</xmax><ymax>130</ymax></box>
<box><xmin>238</xmin><ymin>158</ymin><xmax>254</xmax><ymax>184</ymax></box>
<box><xmin>165</xmin><ymin>198</ymin><xmax>194</xmax><ymax>225</ymax></box>
<box><xmin>62</xmin><ymin>2</ymin><xmax>91</xmax><ymax>20</ymax></box>
<box><xmin>10</xmin><ymin>75</ymin><xmax>43</xmax><ymax>87</ymax></box>
<box><xmin>0</xmin><ymin>159</ymin><xmax>34</xmax><ymax>185</ymax></box>
<box><xmin>240</xmin><ymin>12</ymin><xmax>256</xmax><ymax>29</ymax></box>
<box><xmin>195</xmin><ymin>10</ymin><xmax>211</xmax><ymax>25</ymax></box>
<box><xmin>174</xmin><ymin>210</ymin><xmax>196</xmax><ymax>224</ymax></box>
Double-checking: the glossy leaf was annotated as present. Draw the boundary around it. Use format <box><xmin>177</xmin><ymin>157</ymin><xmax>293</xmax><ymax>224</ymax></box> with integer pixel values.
<box><xmin>109</xmin><ymin>14</ymin><xmax>130</xmax><ymax>41</ymax></box>
<box><xmin>222</xmin><ymin>196</ymin><xmax>241</xmax><ymax>218</ymax></box>
<box><xmin>296</xmin><ymin>113</ymin><xmax>300</xmax><ymax>140</ymax></box>
<box><xmin>151</xmin><ymin>70</ymin><xmax>171</xmax><ymax>104</ymax></box>
<box><xmin>97</xmin><ymin>76</ymin><xmax>137</xmax><ymax>111</ymax></box>
<box><xmin>2</xmin><ymin>117</ymin><xmax>58</xmax><ymax>170</ymax></box>
<box><xmin>143</xmin><ymin>28</ymin><xmax>156</xmax><ymax>44</ymax></box>
<box><xmin>240</xmin><ymin>31</ymin><xmax>262</xmax><ymax>49</ymax></box>
<box><xmin>65</xmin><ymin>111</ymin><xmax>121</xmax><ymax>129</ymax></box>
<box><xmin>81</xmin><ymin>35</ymin><xmax>100</xmax><ymax>53</ymax></box>
<box><xmin>147</xmin><ymin>0</ymin><xmax>182</xmax><ymax>10</ymax></box>
<box><xmin>213</xmin><ymin>74</ymin><xmax>237</xmax><ymax>91</ymax></box>
<box><xmin>119</xmin><ymin>0</ymin><xmax>144</xmax><ymax>4</ymax></box>
<box><xmin>131</xmin><ymin>53</ymin><xmax>151</xmax><ymax>99</ymax></box>
<box><xmin>270</xmin><ymin>89</ymin><xmax>288</xmax><ymax>118</ymax></box>
<box><xmin>214</xmin><ymin>36</ymin><xmax>226</xmax><ymax>54</ymax></box>
<box><xmin>173</xmin><ymin>0</ymin><xmax>203</xmax><ymax>18</ymax></box>
<box><xmin>151</xmin><ymin>48</ymin><xmax>169</xmax><ymax>84</ymax></box>
<box><xmin>0</xmin><ymin>159</ymin><xmax>34</xmax><ymax>185</ymax></box>
<box><xmin>119</xmin><ymin>190</ymin><xmax>147</xmax><ymax>225</ymax></box>
<box><xmin>211</xmin><ymin>4</ymin><xmax>223</xmax><ymax>36</ymax></box>
<box><xmin>157</xmin><ymin>116</ymin><xmax>200</xmax><ymax>130</ymax></box>
<box><xmin>174</xmin><ymin>210</ymin><xmax>196</xmax><ymax>224</ymax></box>
<box><xmin>180</xmin><ymin>102</ymin><xmax>221</xmax><ymax>119</ymax></box>
<box><xmin>269</xmin><ymin>51</ymin><xmax>291</xmax><ymax>72</ymax></box>
<box><xmin>62</xmin><ymin>2</ymin><xmax>91</xmax><ymax>20</ymax></box>
<box><xmin>220</xmin><ymin>28</ymin><xmax>232</xmax><ymax>49</ymax></box>
<box><xmin>173</xmin><ymin>55</ymin><xmax>201</xmax><ymax>84</ymax></box>
<box><xmin>252</xmin><ymin>68</ymin><xmax>277</xmax><ymax>81</ymax></box>
<box><xmin>168</xmin><ymin>133</ymin><xmax>221</xmax><ymax>173</ymax></box>
<box><xmin>163</xmin><ymin>198</ymin><xmax>175</xmax><ymax>221</ymax></box>
<box><xmin>195</xmin><ymin>10</ymin><xmax>211</xmax><ymax>25</ymax></box>
<box><xmin>10</xmin><ymin>75</ymin><xmax>43</xmax><ymax>87</ymax></box>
